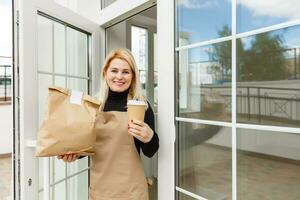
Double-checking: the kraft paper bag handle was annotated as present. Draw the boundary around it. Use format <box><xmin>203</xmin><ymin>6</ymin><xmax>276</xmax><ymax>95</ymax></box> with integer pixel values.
<box><xmin>48</xmin><ymin>85</ymin><xmax>100</xmax><ymax>106</ymax></box>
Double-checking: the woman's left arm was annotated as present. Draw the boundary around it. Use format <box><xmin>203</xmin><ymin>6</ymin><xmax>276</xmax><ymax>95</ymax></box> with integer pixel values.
<box><xmin>128</xmin><ymin>102</ymin><xmax>159</xmax><ymax>157</ymax></box>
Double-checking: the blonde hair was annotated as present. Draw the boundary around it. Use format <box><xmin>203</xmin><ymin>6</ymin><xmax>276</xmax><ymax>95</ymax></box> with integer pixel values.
<box><xmin>99</xmin><ymin>48</ymin><xmax>146</xmax><ymax>110</ymax></box>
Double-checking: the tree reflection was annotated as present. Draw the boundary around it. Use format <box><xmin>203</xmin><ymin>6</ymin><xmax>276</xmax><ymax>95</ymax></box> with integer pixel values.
<box><xmin>208</xmin><ymin>25</ymin><xmax>291</xmax><ymax>82</ymax></box>
<box><xmin>238</xmin><ymin>32</ymin><xmax>288</xmax><ymax>81</ymax></box>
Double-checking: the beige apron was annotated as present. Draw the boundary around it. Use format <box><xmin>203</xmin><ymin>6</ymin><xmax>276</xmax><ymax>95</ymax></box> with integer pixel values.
<box><xmin>89</xmin><ymin>111</ymin><xmax>149</xmax><ymax>200</ymax></box>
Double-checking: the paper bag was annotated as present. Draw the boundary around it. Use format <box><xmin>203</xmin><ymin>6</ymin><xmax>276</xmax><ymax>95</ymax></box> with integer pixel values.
<box><xmin>36</xmin><ymin>86</ymin><xmax>100</xmax><ymax>157</ymax></box>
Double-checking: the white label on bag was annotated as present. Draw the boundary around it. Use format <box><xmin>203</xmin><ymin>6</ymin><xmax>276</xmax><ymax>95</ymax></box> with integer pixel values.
<box><xmin>70</xmin><ymin>90</ymin><xmax>83</xmax><ymax>105</ymax></box>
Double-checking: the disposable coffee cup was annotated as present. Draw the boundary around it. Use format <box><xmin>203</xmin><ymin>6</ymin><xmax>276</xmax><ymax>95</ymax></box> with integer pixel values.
<box><xmin>127</xmin><ymin>99</ymin><xmax>147</xmax><ymax>123</ymax></box>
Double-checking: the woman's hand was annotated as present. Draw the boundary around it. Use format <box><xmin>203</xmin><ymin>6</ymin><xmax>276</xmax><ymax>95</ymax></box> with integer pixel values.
<box><xmin>128</xmin><ymin>120</ymin><xmax>154</xmax><ymax>143</ymax></box>
<box><xmin>57</xmin><ymin>153</ymin><xmax>79</xmax><ymax>162</ymax></box>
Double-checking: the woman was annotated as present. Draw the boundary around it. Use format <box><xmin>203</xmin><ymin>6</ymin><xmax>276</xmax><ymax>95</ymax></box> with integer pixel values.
<box><xmin>59</xmin><ymin>48</ymin><xmax>159</xmax><ymax>200</ymax></box>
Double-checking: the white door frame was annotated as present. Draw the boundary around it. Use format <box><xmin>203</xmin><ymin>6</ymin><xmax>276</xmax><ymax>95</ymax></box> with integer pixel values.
<box><xmin>157</xmin><ymin>0</ymin><xmax>175</xmax><ymax>199</ymax></box>
<box><xmin>16</xmin><ymin>0</ymin><xmax>102</xmax><ymax>199</ymax></box>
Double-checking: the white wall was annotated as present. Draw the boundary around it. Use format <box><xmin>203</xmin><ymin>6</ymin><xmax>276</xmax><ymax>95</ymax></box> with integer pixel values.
<box><xmin>0</xmin><ymin>105</ymin><xmax>12</xmax><ymax>154</ymax></box>
<box><xmin>207</xmin><ymin>127</ymin><xmax>300</xmax><ymax>160</ymax></box>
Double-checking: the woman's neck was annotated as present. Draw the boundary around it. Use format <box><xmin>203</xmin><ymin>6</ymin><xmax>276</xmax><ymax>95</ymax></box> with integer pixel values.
<box><xmin>107</xmin><ymin>89</ymin><xmax>129</xmax><ymax>101</ymax></box>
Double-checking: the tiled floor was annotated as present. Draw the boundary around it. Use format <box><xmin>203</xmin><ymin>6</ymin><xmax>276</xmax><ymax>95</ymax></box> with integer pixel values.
<box><xmin>180</xmin><ymin>144</ymin><xmax>300</xmax><ymax>200</ymax></box>
<box><xmin>0</xmin><ymin>156</ymin><xmax>11</xmax><ymax>200</ymax></box>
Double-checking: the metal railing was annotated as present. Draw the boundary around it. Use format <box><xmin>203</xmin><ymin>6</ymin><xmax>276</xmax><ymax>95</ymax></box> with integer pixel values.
<box><xmin>184</xmin><ymin>84</ymin><xmax>300</xmax><ymax>125</ymax></box>
<box><xmin>0</xmin><ymin>65</ymin><xmax>12</xmax><ymax>103</ymax></box>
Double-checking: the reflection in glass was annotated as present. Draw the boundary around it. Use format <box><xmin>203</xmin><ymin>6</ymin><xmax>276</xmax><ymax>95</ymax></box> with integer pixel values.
<box><xmin>68</xmin><ymin>157</ymin><xmax>88</xmax><ymax>175</ymax></box>
<box><xmin>53</xmin><ymin>181</ymin><xmax>66</xmax><ymax>200</ymax></box>
<box><xmin>237</xmin><ymin>1</ymin><xmax>300</xmax><ymax>33</ymax></box>
<box><xmin>237</xmin><ymin>128</ymin><xmax>300</xmax><ymax>199</ymax></box>
<box><xmin>38</xmin><ymin>158</ymin><xmax>44</xmax><ymax>190</ymax></box>
<box><xmin>178</xmin><ymin>192</ymin><xmax>197</xmax><ymax>200</ymax></box>
<box><xmin>66</xmin><ymin>27</ymin><xmax>88</xmax><ymax>77</ymax></box>
<box><xmin>154</xmin><ymin>33</ymin><xmax>158</xmax><ymax>110</ymax></box>
<box><xmin>54</xmin><ymin>76</ymin><xmax>66</xmax><ymax>88</ymax></box>
<box><xmin>67</xmin><ymin>171</ymin><xmax>88</xmax><ymax>200</ymax></box>
<box><xmin>38</xmin><ymin>16</ymin><xmax>53</xmax><ymax>72</ymax></box>
<box><xmin>38</xmin><ymin>74</ymin><xmax>53</xmax><ymax>127</ymax></box>
<box><xmin>237</xmin><ymin>26</ymin><xmax>300</xmax><ymax>127</ymax></box>
<box><xmin>67</xmin><ymin>78</ymin><xmax>88</xmax><ymax>93</ymax></box>
<box><xmin>131</xmin><ymin>26</ymin><xmax>148</xmax><ymax>96</ymax></box>
<box><xmin>53</xmin><ymin>157</ymin><xmax>66</xmax><ymax>183</ymax></box>
<box><xmin>54</xmin><ymin>22</ymin><xmax>66</xmax><ymax>74</ymax></box>
<box><xmin>37</xmin><ymin>14</ymin><xmax>90</xmax><ymax>200</ymax></box>
<box><xmin>178</xmin><ymin>42</ymin><xmax>232</xmax><ymax>122</ymax></box>
<box><xmin>176</xmin><ymin>0</ymin><xmax>231</xmax><ymax>46</ymax></box>
<box><xmin>178</xmin><ymin>122</ymin><xmax>232</xmax><ymax>199</ymax></box>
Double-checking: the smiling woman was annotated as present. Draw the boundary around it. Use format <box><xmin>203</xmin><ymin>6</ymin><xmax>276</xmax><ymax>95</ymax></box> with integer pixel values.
<box><xmin>59</xmin><ymin>48</ymin><xmax>159</xmax><ymax>200</ymax></box>
<box><xmin>105</xmin><ymin>58</ymin><xmax>133</xmax><ymax>93</ymax></box>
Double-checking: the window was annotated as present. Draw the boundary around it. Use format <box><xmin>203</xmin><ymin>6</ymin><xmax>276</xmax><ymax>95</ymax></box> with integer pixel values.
<box><xmin>37</xmin><ymin>14</ymin><xmax>90</xmax><ymax>199</ymax></box>
<box><xmin>175</xmin><ymin>1</ymin><xmax>300</xmax><ymax>199</ymax></box>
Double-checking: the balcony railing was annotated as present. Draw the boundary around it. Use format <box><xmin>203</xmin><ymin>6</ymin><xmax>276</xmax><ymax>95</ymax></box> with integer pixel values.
<box><xmin>183</xmin><ymin>84</ymin><xmax>300</xmax><ymax>127</ymax></box>
<box><xmin>0</xmin><ymin>65</ymin><xmax>12</xmax><ymax>104</ymax></box>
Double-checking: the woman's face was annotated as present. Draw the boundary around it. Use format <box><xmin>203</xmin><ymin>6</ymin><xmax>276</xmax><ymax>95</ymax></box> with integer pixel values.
<box><xmin>105</xmin><ymin>58</ymin><xmax>133</xmax><ymax>92</ymax></box>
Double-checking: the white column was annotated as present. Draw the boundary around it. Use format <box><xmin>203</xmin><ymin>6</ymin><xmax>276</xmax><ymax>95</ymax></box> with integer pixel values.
<box><xmin>157</xmin><ymin>0</ymin><xmax>175</xmax><ymax>199</ymax></box>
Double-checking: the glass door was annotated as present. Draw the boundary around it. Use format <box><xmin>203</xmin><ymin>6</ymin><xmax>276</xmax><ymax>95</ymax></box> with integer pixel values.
<box><xmin>175</xmin><ymin>0</ymin><xmax>300</xmax><ymax>199</ymax></box>
<box><xmin>15</xmin><ymin>1</ymin><xmax>101</xmax><ymax>199</ymax></box>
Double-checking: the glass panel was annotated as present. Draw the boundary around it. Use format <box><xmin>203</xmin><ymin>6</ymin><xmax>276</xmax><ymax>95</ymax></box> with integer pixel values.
<box><xmin>54</xmin><ymin>22</ymin><xmax>66</xmax><ymax>74</ymax></box>
<box><xmin>38</xmin><ymin>74</ymin><xmax>52</xmax><ymax>193</ymax></box>
<box><xmin>66</xmin><ymin>27</ymin><xmax>88</xmax><ymax>77</ymax></box>
<box><xmin>178</xmin><ymin>122</ymin><xmax>232</xmax><ymax>199</ymax></box>
<box><xmin>0</xmin><ymin>65</ymin><xmax>12</xmax><ymax>103</ymax></box>
<box><xmin>38</xmin><ymin>158</ymin><xmax>44</xmax><ymax>190</ymax></box>
<box><xmin>53</xmin><ymin>181</ymin><xmax>66</xmax><ymax>200</ymax></box>
<box><xmin>237</xmin><ymin>25</ymin><xmax>300</xmax><ymax>127</ymax></box>
<box><xmin>39</xmin><ymin>191</ymin><xmax>43</xmax><ymax>200</ymax></box>
<box><xmin>54</xmin><ymin>76</ymin><xmax>66</xmax><ymax>87</ymax></box>
<box><xmin>237</xmin><ymin>128</ymin><xmax>300</xmax><ymax>200</ymax></box>
<box><xmin>67</xmin><ymin>78</ymin><xmax>88</xmax><ymax>92</ymax></box>
<box><xmin>154</xmin><ymin>33</ymin><xmax>158</xmax><ymax>110</ymax></box>
<box><xmin>176</xmin><ymin>0</ymin><xmax>231</xmax><ymax>46</ymax></box>
<box><xmin>68</xmin><ymin>157</ymin><xmax>88</xmax><ymax>174</ymax></box>
<box><xmin>37</xmin><ymin>15</ymin><xmax>90</xmax><ymax>200</ymax></box>
<box><xmin>237</xmin><ymin>1</ymin><xmax>300</xmax><ymax>33</ymax></box>
<box><xmin>178</xmin><ymin>192</ymin><xmax>197</xmax><ymax>200</ymax></box>
<box><xmin>67</xmin><ymin>171</ymin><xmax>88</xmax><ymax>200</ymax></box>
<box><xmin>102</xmin><ymin>0</ymin><xmax>117</xmax><ymax>8</ymax></box>
<box><xmin>38</xmin><ymin>74</ymin><xmax>53</xmax><ymax>127</ymax></box>
<box><xmin>53</xmin><ymin>158</ymin><xmax>66</xmax><ymax>182</ymax></box>
<box><xmin>131</xmin><ymin>26</ymin><xmax>148</xmax><ymax>96</ymax></box>
<box><xmin>105</xmin><ymin>20</ymin><xmax>127</xmax><ymax>53</ymax></box>
<box><xmin>178</xmin><ymin>42</ymin><xmax>232</xmax><ymax>122</ymax></box>
<box><xmin>38</xmin><ymin>16</ymin><xmax>53</xmax><ymax>72</ymax></box>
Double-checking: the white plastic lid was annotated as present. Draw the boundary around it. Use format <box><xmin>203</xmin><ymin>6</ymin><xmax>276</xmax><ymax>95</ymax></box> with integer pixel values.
<box><xmin>127</xmin><ymin>99</ymin><xmax>147</xmax><ymax>106</ymax></box>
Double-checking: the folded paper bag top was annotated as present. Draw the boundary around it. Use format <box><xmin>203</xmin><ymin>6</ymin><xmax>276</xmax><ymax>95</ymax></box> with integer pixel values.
<box><xmin>35</xmin><ymin>86</ymin><xmax>100</xmax><ymax>157</ymax></box>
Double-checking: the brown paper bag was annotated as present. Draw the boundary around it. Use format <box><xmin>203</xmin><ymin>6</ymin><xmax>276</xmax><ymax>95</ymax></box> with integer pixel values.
<box><xmin>36</xmin><ymin>86</ymin><xmax>100</xmax><ymax>157</ymax></box>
